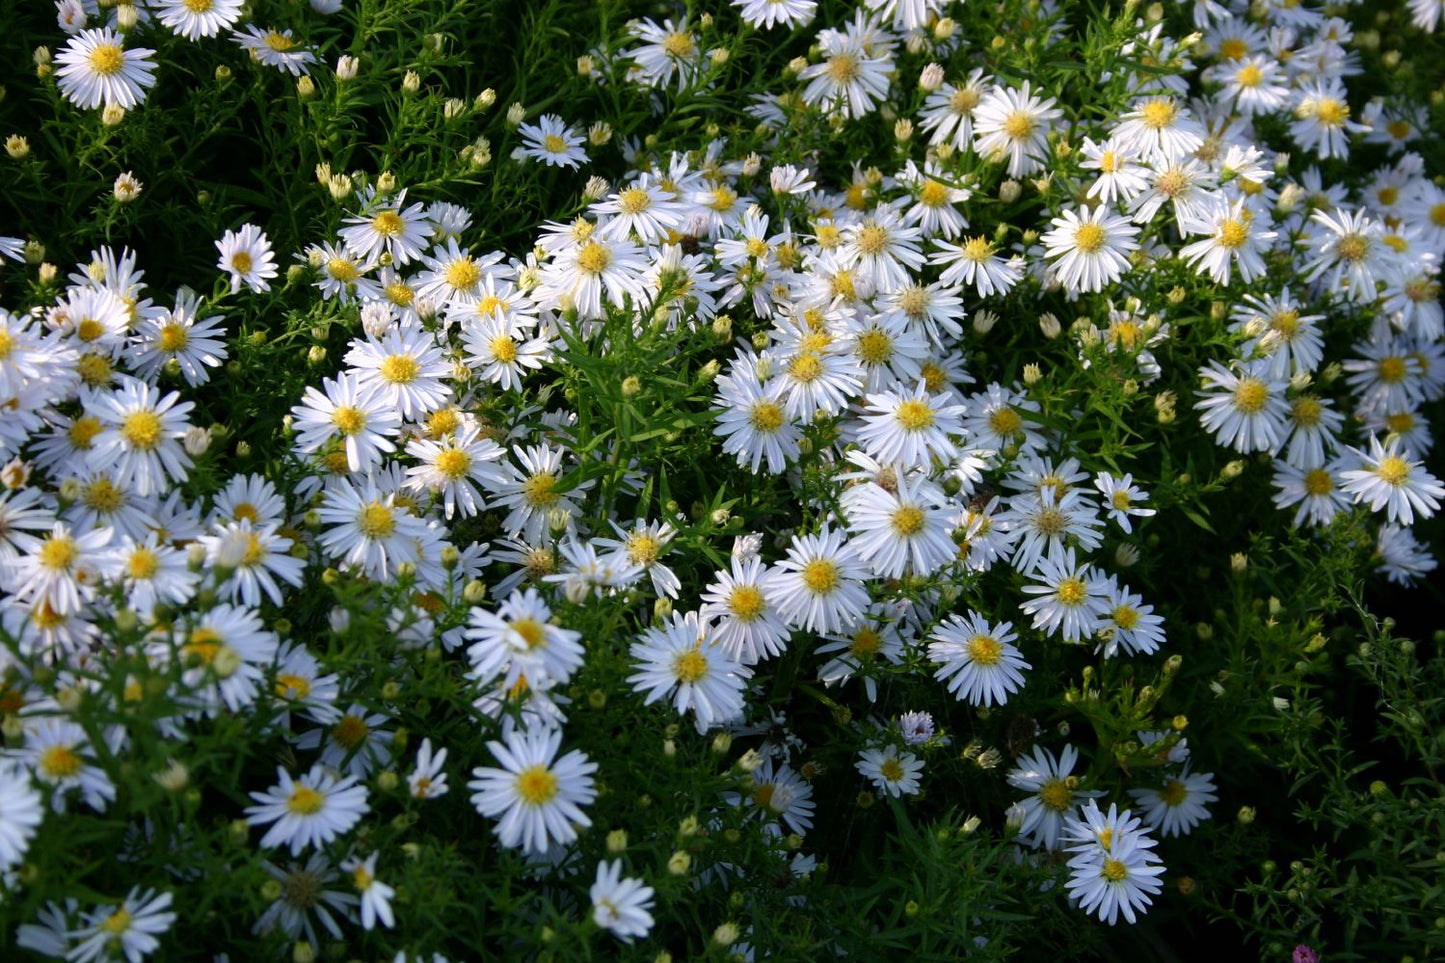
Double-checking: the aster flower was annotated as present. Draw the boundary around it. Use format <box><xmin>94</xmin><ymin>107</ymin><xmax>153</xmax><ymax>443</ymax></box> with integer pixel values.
<box><xmin>1018</xmin><ymin>549</ymin><xmax>1110</xmax><ymax>644</ymax></box>
<box><xmin>1193</xmin><ymin>359</ymin><xmax>1290</xmax><ymax>454</ymax></box>
<box><xmin>1127</xmin><ymin>768</ymin><xmax>1218</xmax><ymax>837</ymax></box>
<box><xmin>627</xmin><ymin>610</ymin><xmax>752</xmax><ymax>732</ymax></box>
<box><xmin>856</xmin><ymin>747</ymin><xmax>923</xmax><ymax>797</ymax></box>
<box><xmin>518</xmin><ymin>114</ymin><xmax>589</xmax><ymax>169</ymax></box>
<box><xmin>773</xmin><ymin>526</ymin><xmax>871</xmax><ymax>635</ymax></box>
<box><xmin>155</xmin><ymin>0</ymin><xmax>244</xmax><ymax>40</ymax></box>
<box><xmin>973</xmin><ymin>81</ymin><xmax>1062</xmax><ymax>178</ymax></box>
<box><xmin>68</xmin><ymin>888</ymin><xmax>176</xmax><ymax>963</ymax></box>
<box><xmin>1042</xmin><ymin>206</ymin><xmax>1140</xmax><ymax>295</ymax></box>
<box><xmin>854</xmin><ymin>382</ymin><xmax>965</xmax><ymax>468</ymax></box>
<box><xmin>928</xmin><ymin>612</ymin><xmax>1030</xmax><ymax>707</ymax></box>
<box><xmin>468</xmin><ymin>725</ymin><xmax>597</xmax><ymax>854</ymax></box>
<box><xmin>234</xmin><ymin>26</ymin><xmax>317</xmax><ymax>76</ymax></box>
<box><xmin>215</xmin><ymin>224</ymin><xmax>278</xmax><ymax>295</ymax></box>
<box><xmin>699</xmin><ymin>556</ymin><xmax>791</xmax><ymax>665</ymax></box>
<box><xmin>55</xmin><ymin>29</ymin><xmax>157</xmax><ymax>111</ymax></box>
<box><xmin>591</xmin><ymin>859</ymin><xmax>656</xmax><ymax>944</ymax></box>
<box><xmin>1063</xmin><ymin>801</ymin><xmax>1166</xmax><ymax>924</ymax></box>
<box><xmin>1339</xmin><ymin>435</ymin><xmax>1445</xmax><ymax>525</ymax></box>
<box><xmin>1006</xmin><ymin>743</ymin><xmax>1102</xmax><ymax>850</ymax></box>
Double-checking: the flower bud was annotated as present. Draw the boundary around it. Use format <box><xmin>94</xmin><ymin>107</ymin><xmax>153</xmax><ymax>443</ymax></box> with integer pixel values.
<box><xmin>335</xmin><ymin>55</ymin><xmax>358</xmax><ymax>80</ymax></box>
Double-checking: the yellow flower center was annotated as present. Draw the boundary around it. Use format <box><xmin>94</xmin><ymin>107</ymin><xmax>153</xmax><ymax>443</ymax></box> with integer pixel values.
<box><xmin>77</xmin><ymin>353</ymin><xmax>112</xmax><ymax>386</ymax></box>
<box><xmin>1111</xmin><ymin>490</ymin><xmax>1132</xmax><ymax>511</ymax></box>
<box><xmin>856</xmin><ymin>329</ymin><xmax>894</xmax><ymax>365</ymax></box>
<box><xmin>1235</xmin><ymin>64</ymin><xmax>1262</xmax><ymax>87</ymax></box>
<box><xmin>1313</xmin><ymin>98</ymin><xmax>1349</xmax><ymax>127</ymax></box>
<box><xmin>89</xmin><ymin>44</ymin><xmax>125</xmax><ymax>76</ymax></box>
<box><xmin>1140</xmin><ymin>98</ymin><xmax>1177</xmax><ymax>129</ymax></box>
<box><xmin>1377</xmin><ymin>356</ymin><xmax>1407</xmax><ymax>383</ymax></box>
<box><xmin>275</xmin><ymin>673</ymin><xmax>311</xmax><ymax>700</ymax></box>
<box><xmin>379</xmin><ymin>354</ymin><xmax>419</xmax><ymax>384</ymax></box>
<box><xmin>728</xmin><ymin>585</ymin><xmax>766</xmax><ymax>621</ymax></box>
<box><xmin>1056</xmin><ymin>576</ymin><xmax>1087</xmax><ymax>606</ymax></box>
<box><xmin>100</xmin><ymin>909</ymin><xmax>132</xmax><ymax>935</ymax></box>
<box><xmin>880</xmin><ymin>759</ymin><xmax>905</xmax><ymax>781</ymax></box>
<box><xmin>673</xmin><ymin>646</ymin><xmax>709</xmax><ymax>683</ymax></box>
<box><xmin>1385</xmin><ymin>411</ymin><xmax>1416</xmax><ymax>433</ymax></box>
<box><xmin>371</xmin><ymin>211</ymin><xmax>405</xmax><ymax>236</ymax></box>
<box><xmin>1219</xmin><ymin>38</ymin><xmax>1248</xmax><ymax>60</ymax></box>
<box><xmin>386</xmin><ymin>280</ymin><xmax>414</xmax><ymax>306</ymax></box>
<box><xmin>891</xmin><ymin>505</ymin><xmax>925</xmax><ymax>536</ymax></box>
<box><xmin>827</xmin><ymin>53</ymin><xmax>859</xmax><ymax>83</ymax></box>
<box><xmin>77</xmin><ymin>318</ymin><xmax>105</xmax><ymax>342</ymax></box>
<box><xmin>543</xmin><ymin>134</ymin><xmax>568</xmax><ymax>154</ymax></box>
<box><xmin>1376</xmin><ymin>186</ymin><xmax>1399</xmax><ymax>207</ymax></box>
<box><xmin>662</xmin><ymin>31</ymin><xmax>695</xmax><ymax>58</ymax></box>
<box><xmin>333</xmin><ymin>714</ymin><xmax>369</xmax><ymax>749</ymax></box>
<box><xmin>1335</xmin><ymin>233</ymin><xmax>1369</xmax><ymax>262</ymax></box>
<box><xmin>434</xmin><ymin>447</ymin><xmax>472</xmax><ymax>480</ymax></box>
<box><xmin>186</xmin><ymin>0</ymin><xmax>214</xmax><ymax>11</ymax></box>
<box><xmin>801</xmin><ymin>558</ymin><xmax>839</xmax><ymax>594</ymax></box>
<box><xmin>515</xmin><ymin>765</ymin><xmax>558</xmax><ymax>804</ymax></box>
<box><xmin>327</xmin><ymin>257</ymin><xmax>358</xmax><ymax>282</ymax></box>
<box><xmin>1113</xmin><ymin>605</ymin><xmax>1140</xmax><ymax>630</ymax></box>
<box><xmin>1270</xmin><ymin>309</ymin><xmax>1299</xmax><ymax>337</ymax></box>
<box><xmin>854</xmin><ymin>224</ymin><xmax>889</xmax><ymax>256</ymax></box>
<box><xmin>127</xmin><ymin>548</ymin><xmax>159</xmax><ymax>580</ymax></box>
<box><xmin>264</xmin><ymin>30</ymin><xmax>298</xmax><ymax>52</ymax></box>
<box><xmin>1291</xmin><ymin>396</ymin><xmax>1322</xmax><ymax>427</ymax></box>
<box><xmin>288</xmin><ymin>785</ymin><xmax>325</xmax><ymax>815</ymax></box>
<box><xmin>617</xmin><ymin>187</ymin><xmax>652</xmax><ymax>215</ymax></box>
<box><xmin>1002</xmin><ymin>112</ymin><xmax>1033</xmax><ymax>139</ymax></box>
<box><xmin>1232</xmin><ymin>378</ymin><xmax>1269</xmax><ymax>414</ymax></box>
<box><xmin>1073</xmin><ymin>223</ymin><xmax>1106</xmax><ymax>253</ymax></box>
<box><xmin>39</xmin><ymin>744</ymin><xmax>83</xmax><ymax>779</ymax></box>
<box><xmin>895</xmin><ymin>399</ymin><xmax>935</xmax><ymax>431</ymax></box>
<box><xmin>512</xmin><ymin>617</ymin><xmax>547</xmax><ymax>649</ymax></box>
<box><xmin>988</xmin><ymin>407</ymin><xmax>1022</xmax><ymax>437</ymax></box>
<box><xmin>576</xmin><ymin>242</ymin><xmax>612</xmax><ymax>275</ymax></box>
<box><xmin>626</xmin><ymin>532</ymin><xmax>659</xmax><ymax>565</ymax></box>
<box><xmin>39</xmin><ymin>535</ymin><xmax>78</xmax><ymax>571</ymax></box>
<box><xmin>788</xmin><ymin>352</ymin><xmax>823</xmax><ymax>384</ymax></box>
<box><xmin>230</xmin><ymin>252</ymin><xmax>253</xmax><ymax>275</ymax></box>
<box><xmin>950</xmin><ymin>86</ymin><xmax>981</xmax><ymax>112</ymax></box>
<box><xmin>1303</xmin><ymin>469</ymin><xmax>1332</xmax><ymax>496</ymax></box>
<box><xmin>331</xmin><ymin>405</ymin><xmax>366</xmax><ymax>436</ymax></box>
<box><xmin>1039</xmin><ymin>778</ymin><xmax>1072</xmax><ymax>811</ymax></box>
<box><xmin>709</xmin><ymin>186</ymin><xmax>738</xmax><ymax>212</ymax></box>
<box><xmin>357</xmin><ymin>502</ymin><xmax>396</xmax><ymax>538</ymax></box>
<box><xmin>1217</xmin><ymin>220</ymin><xmax>1249</xmax><ymax>249</ymax></box>
<box><xmin>522</xmin><ymin>471</ymin><xmax>559</xmax><ymax>507</ymax></box>
<box><xmin>489</xmin><ymin>335</ymin><xmax>518</xmax><ymax>363</ymax></box>
<box><xmin>919</xmin><ymin>179</ymin><xmax>950</xmax><ymax>208</ymax></box>
<box><xmin>1156</xmin><ymin>168</ymin><xmax>1188</xmax><ymax>199</ymax></box>
<box><xmin>1159</xmin><ymin>779</ymin><xmax>1188</xmax><ymax>806</ymax></box>
<box><xmin>748</xmin><ymin>400</ymin><xmax>784</xmax><ymax>433</ymax></box>
<box><xmin>961</xmin><ymin>236</ymin><xmax>994</xmax><ymax>262</ymax></box>
<box><xmin>122</xmin><ymin>410</ymin><xmax>163</xmax><ymax>450</ymax></box>
<box><xmin>445</xmin><ymin>258</ymin><xmax>480</xmax><ymax>292</ymax></box>
<box><xmin>968</xmin><ymin>633</ymin><xmax>1003</xmax><ymax>665</ymax></box>
<box><xmin>83</xmin><ymin>477</ymin><xmax>125</xmax><ymax>512</ymax></box>
<box><xmin>1376</xmin><ymin>455</ymin><xmax>1410</xmax><ymax>486</ymax></box>
<box><xmin>157</xmin><ymin>323</ymin><xmax>189</xmax><ymax>353</ymax></box>
<box><xmin>1102</xmin><ymin>859</ymin><xmax>1128</xmax><ymax>882</ymax></box>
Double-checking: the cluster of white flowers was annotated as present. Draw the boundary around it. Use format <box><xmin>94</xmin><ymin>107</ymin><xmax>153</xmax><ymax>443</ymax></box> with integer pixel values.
<box><xmin>3</xmin><ymin>0</ymin><xmax>1442</xmax><ymax>951</ymax></box>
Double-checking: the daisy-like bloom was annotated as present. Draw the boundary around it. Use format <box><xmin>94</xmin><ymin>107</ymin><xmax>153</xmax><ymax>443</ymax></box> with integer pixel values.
<box><xmin>855</xmin><ymin>383</ymin><xmax>964</xmax><ymax>469</ymax></box>
<box><xmin>342</xmin><ymin>853</ymin><xmax>395</xmax><ymax>931</ymax></box>
<box><xmin>518</xmin><ymin>114</ymin><xmax>589</xmax><ymax>169</ymax></box>
<box><xmin>254</xmin><ymin>855</ymin><xmax>357</xmax><ymax>946</ymax></box>
<box><xmin>996</xmin><ymin>487</ymin><xmax>1104</xmax><ymax>577</ymax></box>
<box><xmin>290</xmin><ymin>372</ymin><xmax>402</xmax><ymax>473</ymax></box>
<box><xmin>594</xmin><ymin>519</ymin><xmax>681</xmax><ymax>599</ymax></box>
<box><xmin>55</xmin><ymin>28</ymin><xmax>157</xmax><ymax>111</ymax></box>
<box><xmin>627</xmin><ymin>610</ymin><xmax>753</xmax><ymax>732</ymax></box>
<box><xmin>270</xmin><ymin>641</ymin><xmax>342</xmax><ymax>728</ymax></box>
<box><xmin>1213</xmin><ymin>54</ymin><xmax>1290</xmax><ymax>116</ymax></box>
<box><xmin>467</xmin><ymin>587</ymin><xmax>585</xmax><ymax>691</ymax></box>
<box><xmin>86</xmin><ymin>375</ymin><xmax>194</xmax><ymax>497</ymax></box>
<box><xmin>211</xmin><ymin>472</ymin><xmax>285</xmax><ymax>529</ymax></box>
<box><xmin>1230</xmin><ymin>290</ymin><xmax>1326</xmax><ymax>379</ymax></box>
<box><xmin>798</xmin><ymin>32</ymin><xmax>892</xmax><ymax>120</ymax></box>
<box><xmin>593</xmin><ymin>178</ymin><xmax>686</xmax><ymax>244</ymax></box>
<box><xmin>0</xmin><ymin>763</ymin><xmax>43</xmax><ymax>872</ymax></box>
<box><xmin>1093</xmin><ymin>472</ymin><xmax>1156</xmax><ymax>534</ymax></box>
<box><xmin>130</xmin><ymin>290</ymin><xmax>228</xmax><ymax>387</ymax></box>
<box><xmin>733</xmin><ymin>0</ymin><xmax>816</xmax><ymax>28</ymax></box>
<box><xmin>1194</xmin><ymin>360</ymin><xmax>1290</xmax><ymax>454</ymax></box>
<box><xmin>1041</xmin><ymin>206</ymin><xmax>1140</xmax><ymax>295</ymax></box>
<box><xmin>773</xmin><ymin>526</ymin><xmax>871</xmax><ymax>635</ymax></box>
<box><xmin>1128</xmin><ymin>768</ymin><xmax>1218</xmax><ymax>838</ymax></box>
<box><xmin>168</xmin><ymin>603</ymin><xmax>280</xmax><ymax>714</ymax></box>
<box><xmin>1343</xmin><ymin>336</ymin><xmax>1428</xmax><ymax>417</ymax></box>
<box><xmin>815</xmin><ymin>606</ymin><xmax>906</xmax><ymax>702</ymax></box>
<box><xmin>1080</xmin><ymin>137</ymin><xmax>1150</xmax><ymax>205</ymax></box>
<box><xmin>68</xmin><ymin>888</ymin><xmax>176</xmax><ymax>963</ymax></box>
<box><xmin>839</xmin><ymin>206</ymin><xmax>924</xmax><ymax>295</ymax></box>
<box><xmin>856</xmin><ymin>747</ymin><xmax>924</xmax><ymax>798</ymax></box>
<box><xmin>245</xmin><ymin>764</ymin><xmax>369</xmax><ymax>856</ymax></box>
<box><xmin>404</xmin><ymin>426</ymin><xmax>508</xmax><ymax>520</ymax></box>
<box><xmin>1290</xmin><ymin>78</ymin><xmax>1365</xmax><ymax>161</ymax></box>
<box><xmin>625</xmin><ymin>18</ymin><xmax>703</xmax><ymax>91</ymax></box>
<box><xmin>1377</xmin><ymin>523</ymin><xmax>1439</xmax><ymax>585</ymax></box>
<box><xmin>973</xmin><ymin>81</ymin><xmax>1063</xmax><ymax>178</ymax></box>
<box><xmin>491</xmin><ymin>443</ymin><xmax>585</xmax><ymax>543</ymax></box>
<box><xmin>1019</xmin><ymin>549</ymin><xmax>1110</xmax><ymax>644</ymax></box>
<box><xmin>591</xmin><ymin>859</ymin><xmax>656</xmax><ymax>944</ymax></box>
<box><xmin>917</xmin><ymin>68</ymin><xmax>991</xmax><ymax>152</ymax></box>
<box><xmin>100</xmin><ymin>532</ymin><xmax>199</xmax><ymax>617</ymax></box>
<box><xmin>12</xmin><ymin>717</ymin><xmax>117</xmax><ymax>813</ymax></box>
<box><xmin>1006</xmin><ymin>743</ymin><xmax>1102</xmax><ymax>850</ymax></box>
<box><xmin>0</xmin><ymin>487</ymin><xmax>56</xmax><ymax>564</ymax></box>
<box><xmin>898</xmin><ymin>711</ymin><xmax>935</xmax><ymax>745</ymax></box>
<box><xmin>234</xmin><ymin>25</ymin><xmax>317</xmax><ymax>76</ymax></box>
<box><xmin>198</xmin><ymin>519</ymin><xmax>305</xmax><ymax>608</ymax></box>
<box><xmin>928</xmin><ymin>612</ymin><xmax>1030</xmax><ymax>708</ymax></box>
<box><xmin>1063</xmin><ymin>801</ymin><xmax>1166</xmax><ymax>924</ymax></box>
<box><xmin>1097</xmin><ymin>577</ymin><xmax>1167</xmax><ymax>659</ymax></box>
<box><xmin>712</xmin><ymin>373</ymin><xmax>801</xmax><ymax>475</ymax></box>
<box><xmin>468</xmin><ymin>724</ymin><xmax>598</xmax><ymax>854</ymax></box>
<box><xmin>317</xmin><ymin>478</ymin><xmax>427</xmax><ymax>581</ymax></box>
<box><xmin>843</xmin><ymin>476</ymin><xmax>956</xmax><ymax>579</ymax></box>
<box><xmin>215</xmin><ymin>224</ymin><xmax>278</xmax><ymax>294</ymax></box>
<box><xmin>4</xmin><ymin>522</ymin><xmax>112</xmax><ymax>616</ymax></box>
<box><xmin>1339</xmin><ymin>435</ymin><xmax>1445</xmax><ymax>525</ymax></box>
<box><xmin>459</xmin><ymin>313</ymin><xmax>552</xmax><ymax>392</ymax></box>
<box><xmin>929</xmin><ymin>235</ymin><xmax>1022</xmax><ymax>298</ymax></box>
<box><xmin>535</xmin><ymin>234</ymin><xmax>648</xmax><ymax>321</ymax></box>
<box><xmin>1180</xmin><ymin>198</ymin><xmax>1275</xmax><ymax>285</ymax></box>
<box><xmin>1110</xmin><ymin>95</ymin><xmax>1204</xmax><ymax>165</ymax></box>
<box><xmin>413</xmin><ymin>238</ymin><xmax>502</xmax><ymax>306</ymax></box>
<box><xmin>340</xmin><ymin>188</ymin><xmax>432</xmax><ymax>267</ymax></box>
<box><xmin>1127</xmin><ymin>158</ymin><xmax>1219</xmax><ymax>234</ymax></box>
<box><xmin>897</xmin><ymin>159</ymin><xmax>971</xmax><ymax>240</ymax></box>
<box><xmin>731</xmin><ymin>758</ymin><xmax>816</xmax><ymax>837</ymax></box>
<box><xmin>1272</xmin><ymin>460</ymin><xmax>1351</xmax><ymax>528</ymax></box>
<box><xmin>962</xmin><ymin>382</ymin><xmax>1045</xmax><ymax>454</ymax></box>
<box><xmin>295</xmin><ymin>705</ymin><xmax>395</xmax><ymax>778</ymax></box>
<box><xmin>155</xmin><ymin>0</ymin><xmax>244</xmax><ymax>39</ymax></box>
<box><xmin>1302</xmin><ymin>207</ymin><xmax>1388</xmax><ymax>303</ymax></box>
<box><xmin>345</xmin><ymin>325</ymin><xmax>453</xmax><ymax>420</ymax></box>
<box><xmin>1279</xmin><ymin>394</ymin><xmax>1344</xmax><ymax>470</ymax></box>
<box><xmin>699</xmin><ymin>556</ymin><xmax>791</xmax><ymax>665</ymax></box>
<box><xmin>408</xmin><ymin>738</ymin><xmax>449</xmax><ymax>801</ymax></box>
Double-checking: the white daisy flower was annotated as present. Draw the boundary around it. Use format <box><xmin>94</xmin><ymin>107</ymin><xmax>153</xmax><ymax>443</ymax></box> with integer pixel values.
<box><xmin>1290</xmin><ymin>78</ymin><xmax>1365</xmax><ymax>160</ymax></box>
<box><xmin>535</xmin><ymin>234</ymin><xmax>648</xmax><ymax>321</ymax></box>
<box><xmin>591</xmin><ymin>859</ymin><xmax>656</xmax><ymax>944</ymax></box>
<box><xmin>340</xmin><ymin>188</ymin><xmax>433</xmax><ymax>267</ymax></box>
<box><xmin>0</xmin><ymin>763</ymin><xmax>43</xmax><ymax>872</ymax></box>
<box><xmin>68</xmin><ymin>888</ymin><xmax>176</xmax><ymax>963</ymax></box>
<box><xmin>627</xmin><ymin>610</ymin><xmax>752</xmax><ymax>733</ymax></box>
<box><xmin>215</xmin><ymin>224</ymin><xmax>279</xmax><ymax>294</ymax></box>
<box><xmin>408</xmin><ymin>738</ymin><xmax>449</xmax><ymax>801</ymax></box>
<box><xmin>1018</xmin><ymin>549</ymin><xmax>1110</xmax><ymax>644</ymax></box>
<box><xmin>1229</xmin><ymin>289</ymin><xmax>1325</xmax><ymax>378</ymax></box>
<box><xmin>459</xmin><ymin>313</ymin><xmax>552</xmax><ymax>392</ymax></box>
<box><xmin>468</xmin><ymin>725</ymin><xmax>598</xmax><ymax>854</ymax></box>
<box><xmin>1339</xmin><ymin>434</ymin><xmax>1445</xmax><ymax>525</ymax></box>
<box><xmin>1111</xmin><ymin>95</ymin><xmax>1204</xmax><ymax>165</ymax></box>
<box><xmin>1302</xmin><ymin>207</ymin><xmax>1388</xmax><ymax>303</ymax></box>
<box><xmin>712</xmin><ymin>372</ymin><xmax>802</xmax><ymax>475</ymax></box>
<box><xmin>1006</xmin><ymin>743</ymin><xmax>1102</xmax><ymax>850</ymax></box>
<box><xmin>404</xmin><ymin>426</ymin><xmax>508</xmax><ymax>520</ymax></box>
<box><xmin>699</xmin><ymin>556</ymin><xmax>791</xmax><ymax>665</ymax></box>
<box><xmin>839</xmin><ymin>205</ymin><xmax>925</xmax><ymax>295</ymax></box>
<box><xmin>972</xmin><ymin>81</ymin><xmax>1062</xmax><ymax>178</ymax></box>
<box><xmin>856</xmin><ymin>747</ymin><xmax>923</xmax><ymax>797</ymax></box>
<box><xmin>170</xmin><ymin>603</ymin><xmax>280</xmax><ymax>715</ymax></box>
<box><xmin>245</xmin><ymin>764</ymin><xmax>369</xmax><ymax>855</ymax></box>
<box><xmin>518</xmin><ymin>114</ymin><xmax>590</xmax><ymax>169</ymax></box>
<box><xmin>3</xmin><ymin>522</ymin><xmax>112</xmax><ymax>617</ymax></box>
<box><xmin>855</xmin><ymin>382</ymin><xmax>965</xmax><ymax>469</ymax></box>
<box><xmin>815</xmin><ymin>606</ymin><xmax>907</xmax><ymax>702</ymax></box>
<box><xmin>928</xmin><ymin>612</ymin><xmax>1030</xmax><ymax>708</ymax></box>
<box><xmin>1193</xmin><ymin>359</ymin><xmax>1290</xmax><ymax>454</ymax></box>
<box><xmin>234</xmin><ymin>25</ymin><xmax>318</xmax><ymax>76</ymax></box>
<box><xmin>1179</xmin><ymin>198</ymin><xmax>1276</xmax><ymax>285</ymax></box>
<box><xmin>155</xmin><ymin>0</ymin><xmax>244</xmax><ymax>40</ymax></box>
<box><xmin>1063</xmin><ymin>801</ymin><xmax>1166</xmax><ymax>924</ymax></box>
<box><xmin>254</xmin><ymin>855</ymin><xmax>358</xmax><ymax>946</ymax></box>
<box><xmin>317</xmin><ymin>478</ymin><xmax>427</xmax><ymax>581</ymax></box>
<box><xmin>917</xmin><ymin>68</ymin><xmax>992</xmax><ymax>152</ymax></box>
<box><xmin>467</xmin><ymin>587</ymin><xmax>584</xmax><ymax>691</ymax></box>
<box><xmin>929</xmin><ymin>235</ymin><xmax>1022</xmax><ymax>298</ymax></box>
<box><xmin>1080</xmin><ymin>137</ymin><xmax>1150</xmax><ymax>205</ymax></box>
<box><xmin>1127</xmin><ymin>768</ymin><xmax>1218</xmax><ymax>837</ymax></box>
<box><xmin>344</xmin><ymin>325</ymin><xmax>453</xmax><ymax>420</ymax></box>
<box><xmin>289</xmin><ymin>372</ymin><xmax>402</xmax><ymax>473</ymax></box>
<box><xmin>843</xmin><ymin>475</ymin><xmax>956</xmax><ymax>579</ymax></box>
<box><xmin>773</xmin><ymin>526</ymin><xmax>871</xmax><ymax>635</ymax></box>
<box><xmin>55</xmin><ymin>28</ymin><xmax>157</xmax><ymax>111</ymax></box>
<box><xmin>1093</xmin><ymin>472</ymin><xmax>1156</xmax><ymax>534</ymax></box>
<box><xmin>1097</xmin><ymin>577</ymin><xmax>1167</xmax><ymax>659</ymax></box>
<box><xmin>798</xmin><ymin>34</ymin><xmax>891</xmax><ymax>120</ymax></box>
<box><xmin>12</xmin><ymin>716</ymin><xmax>117</xmax><ymax>814</ymax></box>
<box><xmin>130</xmin><ymin>290</ymin><xmax>228</xmax><ymax>387</ymax></box>
<box><xmin>343</xmin><ymin>853</ymin><xmax>396</xmax><ymax>931</ymax></box>
<box><xmin>1377</xmin><ymin>523</ymin><xmax>1438</xmax><ymax>585</ymax></box>
<box><xmin>1041</xmin><ymin>206</ymin><xmax>1140</xmax><ymax>295</ymax></box>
